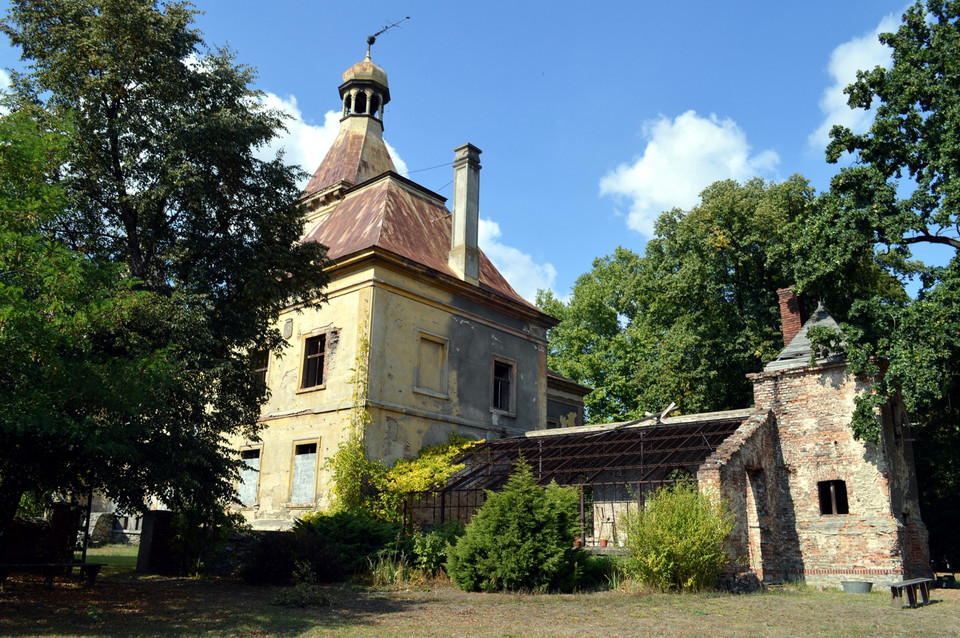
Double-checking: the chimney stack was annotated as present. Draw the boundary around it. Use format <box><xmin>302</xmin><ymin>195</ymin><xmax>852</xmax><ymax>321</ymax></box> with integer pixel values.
<box><xmin>777</xmin><ymin>286</ymin><xmax>806</xmax><ymax>346</ymax></box>
<box><xmin>449</xmin><ymin>143</ymin><xmax>481</xmax><ymax>285</ymax></box>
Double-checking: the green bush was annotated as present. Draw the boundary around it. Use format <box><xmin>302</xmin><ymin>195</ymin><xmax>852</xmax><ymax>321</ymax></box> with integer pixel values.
<box><xmin>622</xmin><ymin>482</ymin><xmax>734</xmax><ymax>592</ymax></box>
<box><xmin>412</xmin><ymin>522</ymin><xmax>465</xmax><ymax>574</ymax></box>
<box><xmin>294</xmin><ymin>510</ymin><xmax>401</xmax><ymax>574</ymax></box>
<box><xmin>445</xmin><ymin>460</ymin><xmax>583</xmax><ymax>592</ymax></box>
<box><xmin>238</xmin><ymin>531</ymin><xmax>344</xmax><ymax>585</ymax></box>
<box><xmin>579</xmin><ymin>553</ymin><xmax>626</xmax><ymax>591</ymax></box>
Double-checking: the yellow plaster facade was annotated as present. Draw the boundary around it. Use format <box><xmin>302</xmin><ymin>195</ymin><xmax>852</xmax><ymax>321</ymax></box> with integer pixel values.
<box><xmin>231</xmin><ymin>54</ymin><xmax>559</xmax><ymax>529</ymax></box>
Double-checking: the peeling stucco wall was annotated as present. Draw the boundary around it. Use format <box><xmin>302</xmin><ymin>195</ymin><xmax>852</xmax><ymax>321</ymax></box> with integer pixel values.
<box><xmin>231</xmin><ymin>257</ymin><xmax>552</xmax><ymax>530</ymax></box>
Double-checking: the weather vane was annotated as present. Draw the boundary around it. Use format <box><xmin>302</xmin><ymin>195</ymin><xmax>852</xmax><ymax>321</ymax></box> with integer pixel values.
<box><xmin>366</xmin><ymin>17</ymin><xmax>410</xmax><ymax>58</ymax></box>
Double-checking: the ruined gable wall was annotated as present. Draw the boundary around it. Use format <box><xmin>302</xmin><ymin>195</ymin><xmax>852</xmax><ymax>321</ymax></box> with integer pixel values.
<box><xmin>699</xmin><ymin>411</ymin><xmax>798</xmax><ymax>585</ymax></box>
<box><xmin>749</xmin><ymin>362</ymin><xmax>912</xmax><ymax>586</ymax></box>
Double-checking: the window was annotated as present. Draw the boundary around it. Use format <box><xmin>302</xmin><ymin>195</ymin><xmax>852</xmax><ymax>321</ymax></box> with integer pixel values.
<box><xmin>290</xmin><ymin>442</ymin><xmax>318</xmax><ymax>504</ymax></box>
<box><xmin>415</xmin><ymin>332</ymin><xmax>448</xmax><ymax>396</ymax></box>
<box><xmin>252</xmin><ymin>350</ymin><xmax>269</xmax><ymax>391</ymax></box>
<box><xmin>818</xmin><ymin>480</ymin><xmax>849</xmax><ymax>515</ymax></box>
<box><xmin>491</xmin><ymin>358</ymin><xmax>516</xmax><ymax>414</ymax></box>
<box><xmin>301</xmin><ymin>335</ymin><xmax>327</xmax><ymax>388</ymax></box>
<box><xmin>238</xmin><ymin>449</ymin><xmax>261</xmax><ymax>506</ymax></box>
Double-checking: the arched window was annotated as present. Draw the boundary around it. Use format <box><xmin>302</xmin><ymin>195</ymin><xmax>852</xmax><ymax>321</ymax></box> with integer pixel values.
<box><xmin>354</xmin><ymin>91</ymin><xmax>367</xmax><ymax>115</ymax></box>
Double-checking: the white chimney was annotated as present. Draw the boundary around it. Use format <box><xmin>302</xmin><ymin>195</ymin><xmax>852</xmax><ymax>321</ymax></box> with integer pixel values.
<box><xmin>449</xmin><ymin>143</ymin><xmax>481</xmax><ymax>285</ymax></box>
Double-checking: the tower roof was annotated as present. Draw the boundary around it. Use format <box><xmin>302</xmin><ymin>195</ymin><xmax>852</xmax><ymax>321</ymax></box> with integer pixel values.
<box><xmin>764</xmin><ymin>303</ymin><xmax>845</xmax><ymax>371</ymax></box>
<box><xmin>341</xmin><ymin>57</ymin><xmax>389</xmax><ymax>93</ymax></box>
<box><xmin>302</xmin><ymin>173</ymin><xmax>539</xmax><ymax>312</ymax></box>
<box><xmin>302</xmin><ymin>54</ymin><xmax>395</xmax><ymax>199</ymax></box>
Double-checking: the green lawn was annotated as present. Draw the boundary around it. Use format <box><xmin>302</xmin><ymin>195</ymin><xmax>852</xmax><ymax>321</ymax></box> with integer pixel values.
<box><xmin>85</xmin><ymin>543</ymin><xmax>139</xmax><ymax>572</ymax></box>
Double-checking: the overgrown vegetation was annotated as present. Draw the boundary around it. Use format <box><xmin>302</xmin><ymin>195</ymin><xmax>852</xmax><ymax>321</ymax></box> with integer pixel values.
<box><xmin>328</xmin><ymin>322</ymin><xmax>479</xmax><ymax>525</ymax></box>
<box><xmin>0</xmin><ymin>0</ymin><xmax>329</xmax><ymax>549</ymax></box>
<box><xmin>293</xmin><ymin>511</ymin><xmax>402</xmax><ymax>575</ymax></box>
<box><xmin>622</xmin><ymin>482</ymin><xmax>734</xmax><ymax>592</ymax></box>
<box><xmin>445</xmin><ymin>460</ymin><xmax>582</xmax><ymax>593</ymax></box>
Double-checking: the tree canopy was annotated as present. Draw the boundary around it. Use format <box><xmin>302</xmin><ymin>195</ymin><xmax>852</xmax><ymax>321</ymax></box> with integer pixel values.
<box><xmin>0</xmin><ymin>0</ymin><xmax>328</xmax><ymax>543</ymax></box>
<box><xmin>817</xmin><ymin>0</ymin><xmax>960</xmax><ymax>562</ymax></box>
<box><xmin>826</xmin><ymin>0</ymin><xmax>960</xmax><ymax>256</ymax></box>
<box><xmin>538</xmin><ymin>176</ymin><xmax>881</xmax><ymax>422</ymax></box>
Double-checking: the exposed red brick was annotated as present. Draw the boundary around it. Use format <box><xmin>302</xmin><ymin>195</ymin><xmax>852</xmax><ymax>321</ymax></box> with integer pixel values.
<box><xmin>777</xmin><ymin>286</ymin><xmax>805</xmax><ymax>346</ymax></box>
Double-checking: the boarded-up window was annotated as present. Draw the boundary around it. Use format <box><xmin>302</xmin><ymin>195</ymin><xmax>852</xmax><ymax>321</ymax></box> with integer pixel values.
<box><xmin>416</xmin><ymin>334</ymin><xmax>447</xmax><ymax>394</ymax></box>
<box><xmin>238</xmin><ymin>449</ymin><xmax>260</xmax><ymax>506</ymax></box>
<box><xmin>290</xmin><ymin>442</ymin><xmax>318</xmax><ymax>503</ymax></box>
<box><xmin>818</xmin><ymin>479</ymin><xmax>849</xmax><ymax>515</ymax></box>
<box><xmin>302</xmin><ymin>335</ymin><xmax>327</xmax><ymax>388</ymax></box>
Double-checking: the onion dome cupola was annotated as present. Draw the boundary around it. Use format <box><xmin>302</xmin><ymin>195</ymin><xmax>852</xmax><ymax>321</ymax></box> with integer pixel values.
<box><xmin>302</xmin><ymin>37</ymin><xmax>397</xmax><ymax>208</ymax></box>
<box><xmin>339</xmin><ymin>37</ymin><xmax>390</xmax><ymax>122</ymax></box>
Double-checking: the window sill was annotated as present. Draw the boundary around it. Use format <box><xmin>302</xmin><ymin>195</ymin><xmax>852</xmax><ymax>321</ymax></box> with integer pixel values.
<box><xmin>296</xmin><ymin>384</ymin><xmax>326</xmax><ymax>395</ymax></box>
<box><xmin>413</xmin><ymin>387</ymin><xmax>449</xmax><ymax>400</ymax></box>
<box><xmin>285</xmin><ymin>502</ymin><xmax>316</xmax><ymax>509</ymax></box>
<box><xmin>490</xmin><ymin>408</ymin><xmax>516</xmax><ymax>418</ymax></box>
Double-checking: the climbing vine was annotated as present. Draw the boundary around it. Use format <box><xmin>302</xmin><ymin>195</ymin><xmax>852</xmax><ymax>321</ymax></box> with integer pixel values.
<box><xmin>327</xmin><ymin>312</ymin><xmax>480</xmax><ymax>521</ymax></box>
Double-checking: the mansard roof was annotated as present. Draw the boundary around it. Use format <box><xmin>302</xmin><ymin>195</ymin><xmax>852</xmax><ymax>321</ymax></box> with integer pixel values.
<box><xmin>301</xmin><ymin>172</ymin><xmax>538</xmax><ymax>312</ymax></box>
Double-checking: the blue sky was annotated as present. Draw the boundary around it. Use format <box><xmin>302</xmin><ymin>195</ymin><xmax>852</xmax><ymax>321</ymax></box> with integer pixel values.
<box><xmin>1</xmin><ymin>0</ymin><xmax>929</xmax><ymax>301</ymax></box>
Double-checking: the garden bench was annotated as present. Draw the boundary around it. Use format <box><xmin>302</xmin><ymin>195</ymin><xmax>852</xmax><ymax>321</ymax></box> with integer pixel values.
<box><xmin>889</xmin><ymin>577</ymin><xmax>933</xmax><ymax>609</ymax></box>
<box><xmin>0</xmin><ymin>562</ymin><xmax>105</xmax><ymax>590</ymax></box>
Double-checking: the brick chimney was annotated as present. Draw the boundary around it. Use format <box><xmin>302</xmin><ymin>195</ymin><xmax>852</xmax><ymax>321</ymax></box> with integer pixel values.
<box><xmin>449</xmin><ymin>143</ymin><xmax>481</xmax><ymax>285</ymax></box>
<box><xmin>777</xmin><ymin>286</ymin><xmax>806</xmax><ymax>346</ymax></box>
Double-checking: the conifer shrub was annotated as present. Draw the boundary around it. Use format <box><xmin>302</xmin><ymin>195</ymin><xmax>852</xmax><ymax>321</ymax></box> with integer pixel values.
<box><xmin>445</xmin><ymin>460</ymin><xmax>582</xmax><ymax>592</ymax></box>
<box><xmin>294</xmin><ymin>510</ymin><xmax>401</xmax><ymax>574</ymax></box>
<box><xmin>622</xmin><ymin>481</ymin><xmax>734</xmax><ymax>592</ymax></box>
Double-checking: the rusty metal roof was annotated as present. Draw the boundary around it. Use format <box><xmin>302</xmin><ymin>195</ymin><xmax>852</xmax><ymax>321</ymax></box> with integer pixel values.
<box><xmin>443</xmin><ymin>412</ymin><xmax>748</xmax><ymax>492</ymax></box>
<box><xmin>302</xmin><ymin>118</ymin><xmax>397</xmax><ymax>198</ymax></box>
<box><xmin>302</xmin><ymin>172</ymin><xmax>537</xmax><ymax>310</ymax></box>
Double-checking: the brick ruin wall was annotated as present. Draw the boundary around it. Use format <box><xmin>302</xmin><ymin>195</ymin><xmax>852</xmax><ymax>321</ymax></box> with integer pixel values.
<box><xmin>701</xmin><ymin>362</ymin><xmax>929</xmax><ymax>587</ymax></box>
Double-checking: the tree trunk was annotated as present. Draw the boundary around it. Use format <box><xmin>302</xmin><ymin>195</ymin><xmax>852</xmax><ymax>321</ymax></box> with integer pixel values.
<box><xmin>0</xmin><ymin>479</ymin><xmax>26</xmax><ymax>561</ymax></box>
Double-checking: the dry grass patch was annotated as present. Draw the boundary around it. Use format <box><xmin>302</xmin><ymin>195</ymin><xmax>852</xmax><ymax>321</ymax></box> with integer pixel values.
<box><xmin>1</xmin><ymin>553</ymin><xmax>957</xmax><ymax>637</ymax></box>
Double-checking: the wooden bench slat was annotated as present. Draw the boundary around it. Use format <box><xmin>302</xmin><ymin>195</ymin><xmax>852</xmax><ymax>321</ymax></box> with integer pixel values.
<box><xmin>890</xmin><ymin>577</ymin><xmax>933</xmax><ymax>609</ymax></box>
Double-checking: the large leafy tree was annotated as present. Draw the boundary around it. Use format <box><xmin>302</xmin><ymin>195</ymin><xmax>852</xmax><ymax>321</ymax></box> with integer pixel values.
<box><xmin>539</xmin><ymin>177</ymin><xmax>881</xmax><ymax>422</ymax></box>
<box><xmin>0</xmin><ymin>0</ymin><xmax>328</xmax><ymax>543</ymax></box>
<box><xmin>826</xmin><ymin>0</ymin><xmax>960</xmax><ymax>256</ymax></box>
<box><xmin>817</xmin><ymin>0</ymin><xmax>960</xmax><ymax>563</ymax></box>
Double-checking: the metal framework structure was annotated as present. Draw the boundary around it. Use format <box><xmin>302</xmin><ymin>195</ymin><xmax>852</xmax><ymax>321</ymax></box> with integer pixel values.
<box><xmin>409</xmin><ymin>413</ymin><xmax>747</xmax><ymax>529</ymax></box>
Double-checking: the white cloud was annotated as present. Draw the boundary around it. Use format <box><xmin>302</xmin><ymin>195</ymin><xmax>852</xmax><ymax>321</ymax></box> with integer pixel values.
<box><xmin>478</xmin><ymin>218</ymin><xmax>557</xmax><ymax>303</ymax></box>
<box><xmin>0</xmin><ymin>69</ymin><xmax>10</xmax><ymax>114</ymax></box>
<box><xmin>808</xmin><ymin>13</ymin><xmax>901</xmax><ymax>150</ymax></box>
<box><xmin>599</xmin><ymin>111</ymin><xmax>779</xmax><ymax>235</ymax></box>
<box><xmin>257</xmin><ymin>92</ymin><xmax>408</xmax><ymax>187</ymax></box>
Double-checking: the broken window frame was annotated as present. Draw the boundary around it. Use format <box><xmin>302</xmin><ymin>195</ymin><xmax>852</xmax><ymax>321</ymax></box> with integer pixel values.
<box><xmin>252</xmin><ymin>350</ymin><xmax>269</xmax><ymax>392</ymax></box>
<box><xmin>491</xmin><ymin>356</ymin><xmax>516</xmax><ymax>416</ymax></box>
<box><xmin>301</xmin><ymin>334</ymin><xmax>328</xmax><ymax>389</ymax></box>
<box><xmin>817</xmin><ymin>479</ymin><xmax>849</xmax><ymax>515</ymax></box>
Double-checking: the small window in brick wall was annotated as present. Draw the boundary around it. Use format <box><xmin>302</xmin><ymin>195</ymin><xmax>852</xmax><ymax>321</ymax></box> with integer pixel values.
<box><xmin>818</xmin><ymin>480</ymin><xmax>849</xmax><ymax>515</ymax></box>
